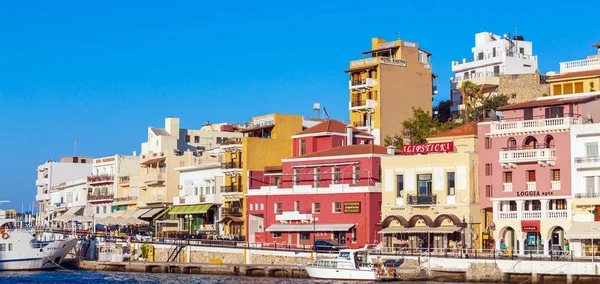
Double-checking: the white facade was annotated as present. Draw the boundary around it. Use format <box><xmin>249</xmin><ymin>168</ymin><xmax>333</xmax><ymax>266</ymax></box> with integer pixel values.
<box><xmin>570</xmin><ymin>123</ymin><xmax>600</xmax><ymax>221</ymax></box>
<box><xmin>35</xmin><ymin>156</ymin><xmax>92</xmax><ymax>226</ymax></box>
<box><xmin>559</xmin><ymin>45</ymin><xmax>600</xmax><ymax>73</ymax></box>
<box><xmin>450</xmin><ymin>32</ymin><xmax>539</xmax><ymax>113</ymax></box>
<box><xmin>174</xmin><ymin>164</ymin><xmax>224</xmax><ymax>206</ymax></box>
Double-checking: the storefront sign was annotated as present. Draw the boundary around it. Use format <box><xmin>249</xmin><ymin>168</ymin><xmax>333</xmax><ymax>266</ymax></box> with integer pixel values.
<box><xmin>344</xmin><ymin>202</ymin><xmax>361</xmax><ymax>213</ymax></box>
<box><xmin>516</xmin><ymin>191</ymin><xmax>554</xmax><ymax>197</ymax></box>
<box><xmin>380</xmin><ymin>57</ymin><xmax>407</xmax><ymax>67</ymax></box>
<box><xmin>521</xmin><ymin>220</ymin><xmax>540</xmax><ymax>232</ymax></box>
<box><xmin>402</xmin><ymin>142</ymin><xmax>454</xmax><ymax>155</ymax></box>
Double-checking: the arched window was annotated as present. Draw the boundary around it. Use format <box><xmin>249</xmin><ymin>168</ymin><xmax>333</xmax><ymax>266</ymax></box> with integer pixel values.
<box><xmin>545</xmin><ymin>135</ymin><xmax>555</xmax><ymax>148</ymax></box>
<box><xmin>507</xmin><ymin>137</ymin><xmax>517</xmax><ymax>150</ymax></box>
<box><xmin>523</xmin><ymin>136</ymin><xmax>538</xmax><ymax>149</ymax></box>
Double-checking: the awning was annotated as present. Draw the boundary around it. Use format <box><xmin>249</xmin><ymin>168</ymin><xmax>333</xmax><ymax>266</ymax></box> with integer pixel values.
<box><xmin>168</xmin><ymin>204</ymin><xmax>214</xmax><ymax>215</ymax></box>
<box><xmin>565</xmin><ymin>222</ymin><xmax>600</xmax><ymax>239</ymax></box>
<box><xmin>140</xmin><ymin>208</ymin><xmax>164</xmax><ymax>219</ymax></box>
<box><xmin>218</xmin><ymin>216</ymin><xmax>244</xmax><ymax>223</ymax></box>
<box><xmin>141</xmin><ymin>157</ymin><xmax>166</xmax><ymax>165</ymax></box>
<box><xmin>223</xmin><ymin>195</ymin><xmax>242</xmax><ymax>202</ymax></box>
<box><xmin>378</xmin><ymin>226</ymin><xmax>462</xmax><ymax>234</ymax></box>
<box><xmin>266</xmin><ymin>223</ymin><xmax>354</xmax><ymax>232</ymax></box>
<box><xmin>378</xmin><ymin>226</ymin><xmax>409</xmax><ymax>234</ymax></box>
<box><xmin>55</xmin><ymin>206</ymin><xmax>85</xmax><ymax>221</ymax></box>
<box><xmin>131</xmin><ymin>208</ymin><xmax>150</xmax><ymax>219</ymax></box>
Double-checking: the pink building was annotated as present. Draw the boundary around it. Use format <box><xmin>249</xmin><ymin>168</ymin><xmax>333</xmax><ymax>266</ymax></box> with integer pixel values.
<box><xmin>478</xmin><ymin>93</ymin><xmax>600</xmax><ymax>255</ymax></box>
<box><xmin>246</xmin><ymin>120</ymin><xmax>395</xmax><ymax>247</ymax></box>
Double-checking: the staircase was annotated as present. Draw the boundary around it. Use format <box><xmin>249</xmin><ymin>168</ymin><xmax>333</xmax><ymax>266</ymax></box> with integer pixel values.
<box><xmin>167</xmin><ymin>239</ymin><xmax>186</xmax><ymax>262</ymax></box>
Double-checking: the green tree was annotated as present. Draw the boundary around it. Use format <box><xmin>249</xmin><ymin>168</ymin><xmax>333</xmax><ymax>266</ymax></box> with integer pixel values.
<box><xmin>458</xmin><ymin>80</ymin><xmax>483</xmax><ymax>122</ymax></box>
<box><xmin>383</xmin><ymin>133</ymin><xmax>403</xmax><ymax>149</ymax></box>
<box><xmin>473</xmin><ymin>94</ymin><xmax>510</xmax><ymax>121</ymax></box>
<box><xmin>433</xmin><ymin>100</ymin><xmax>452</xmax><ymax>122</ymax></box>
<box><xmin>402</xmin><ymin>107</ymin><xmax>455</xmax><ymax>144</ymax></box>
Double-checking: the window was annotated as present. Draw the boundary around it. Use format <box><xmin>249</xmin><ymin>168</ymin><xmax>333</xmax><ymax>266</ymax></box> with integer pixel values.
<box><xmin>378</xmin><ymin>202</ymin><xmax>382</xmax><ymax>212</ymax></box>
<box><xmin>8</xmin><ymin>243</ymin><xmax>12</xmax><ymax>251</ymax></box>
<box><xmin>216</xmin><ymin>137</ymin><xmax>223</xmax><ymax>144</ymax></box>
<box><xmin>486</xmin><ymin>185</ymin><xmax>492</xmax><ymax>197</ymax></box>
<box><xmin>512</xmin><ymin>74</ymin><xmax>519</xmax><ymax>79</ymax></box>
<box><xmin>81</xmin><ymin>159</ymin><xmax>87</xmax><ymax>163</ymax></box>
<box><xmin>313</xmin><ymin>203</ymin><xmax>321</xmax><ymax>213</ymax></box>
<box><xmin>294</xmin><ymin>201</ymin><xmax>300</xmax><ymax>211</ymax></box>
<box><xmin>478</xmin><ymin>52</ymin><xmax>484</xmax><ymax>60</ymax></box>
<box><xmin>485</xmin><ymin>137</ymin><xmax>492</xmax><ymax>149</ymax></box>
<box><xmin>300</xmin><ymin>232</ymin><xmax>311</xmax><ymax>240</ymax></box>
<box><xmin>103</xmin><ymin>206</ymin><xmax>107</xmax><ymax>214</ymax></box>
<box><xmin>511</xmin><ymin>93</ymin><xmax>517</xmax><ymax>99</ymax></box>
<box><xmin>0</xmin><ymin>244</ymin><xmax>5</xmax><ymax>251</ymax></box>
<box><xmin>527</xmin><ymin>170</ymin><xmax>536</xmax><ymax>182</ymax></box>
<box><xmin>519</xmin><ymin>47</ymin><xmax>524</xmax><ymax>54</ymax></box>
<box><xmin>525</xmin><ymin>200</ymin><xmax>541</xmax><ymax>211</ymax></box>
<box><xmin>509</xmin><ymin>201</ymin><xmax>517</xmax><ymax>211</ymax></box>
<box><xmin>332</xmin><ymin>166</ymin><xmax>340</xmax><ymax>184</ymax></box>
<box><xmin>545</xmin><ymin>106</ymin><xmax>564</xmax><ymax>118</ymax></box>
<box><xmin>524</xmin><ymin>108</ymin><xmax>534</xmax><ymax>120</ymax></box>
<box><xmin>333</xmin><ymin>202</ymin><xmax>342</xmax><ymax>213</ymax></box>
<box><xmin>552</xmin><ymin>169</ymin><xmax>560</xmax><ymax>181</ymax></box>
<box><xmin>314</xmin><ymin>168</ymin><xmax>320</xmax><ymax>187</ymax></box>
<box><xmin>300</xmin><ymin>139</ymin><xmax>306</xmax><ymax>155</ymax></box>
<box><xmin>507</xmin><ymin>137</ymin><xmax>517</xmax><ymax>149</ymax></box>
<box><xmin>503</xmin><ymin>172</ymin><xmax>513</xmax><ymax>183</ymax></box>
<box><xmin>194</xmin><ymin>136</ymin><xmax>199</xmax><ymax>143</ymax></box>
<box><xmin>447</xmin><ymin>172</ymin><xmax>455</xmax><ymax>196</ymax></box>
<box><xmin>485</xmin><ymin>164</ymin><xmax>492</xmax><ymax>176</ymax></box>
<box><xmin>374</xmin><ymin>90</ymin><xmax>378</xmax><ymax>101</ymax></box>
<box><xmin>273</xmin><ymin>176</ymin><xmax>280</xmax><ymax>187</ymax></box>
<box><xmin>96</xmin><ymin>206</ymin><xmax>100</xmax><ymax>214</ymax></box>
<box><xmin>185</xmin><ymin>135</ymin><xmax>191</xmax><ymax>142</ymax></box>
<box><xmin>352</xmin><ymin>165</ymin><xmax>360</xmax><ymax>184</ymax></box>
<box><xmin>587</xmin><ymin>143</ymin><xmax>599</xmax><ymax>157</ymax></box>
<box><xmin>293</xmin><ymin>169</ymin><xmax>300</xmax><ymax>185</ymax></box>
<box><xmin>396</xmin><ymin>175</ymin><xmax>404</xmax><ymax>197</ymax></box>
<box><xmin>275</xmin><ymin>203</ymin><xmax>282</xmax><ymax>214</ymax></box>
<box><xmin>417</xmin><ymin>174</ymin><xmax>432</xmax><ymax>196</ymax></box>
<box><xmin>272</xmin><ymin>232</ymin><xmax>282</xmax><ymax>238</ymax></box>
<box><xmin>586</xmin><ymin>177</ymin><xmax>595</xmax><ymax>193</ymax></box>
<box><xmin>493</xmin><ymin>47</ymin><xmax>497</xmax><ymax>57</ymax></box>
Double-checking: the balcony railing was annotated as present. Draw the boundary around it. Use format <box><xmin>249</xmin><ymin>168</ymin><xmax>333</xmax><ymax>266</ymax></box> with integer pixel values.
<box><xmin>349</xmin><ymin>99</ymin><xmax>376</xmax><ymax>111</ymax></box>
<box><xmin>498</xmin><ymin>211</ymin><xmax>518</xmax><ymax>219</ymax></box>
<box><xmin>141</xmin><ymin>195</ymin><xmax>165</xmax><ymax>203</ymax></box>
<box><xmin>118</xmin><ymin>175</ymin><xmax>130</xmax><ymax>183</ymax></box>
<box><xmin>88</xmin><ymin>193</ymin><xmax>114</xmax><ymax>202</ymax></box>
<box><xmin>575</xmin><ymin>193</ymin><xmax>600</xmax><ymax>199</ymax></box>
<box><xmin>142</xmin><ymin>173</ymin><xmax>165</xmax><ymax>184</ymax></box>
<box><xmin>348</xmin><ymin>78</ymin><xmax>377</xmax><ymax>90</ymax></box>
<box><xmin>451</xmin><ymin>71</ymin><xmax>500</xmax><ymax>83</ymax></box>
<box><xmin>523</xmin><ymin>211</ymin><xmax>542</xmax><ymax>220</ymax></box>
<box><xmin>221</xmin><ymin>161</ymin><xmax>242</xmax><ymax>169</ymax></box>
<box><xmin>499</xmin><ymin>148</ymin><xmax>555</xmax><ymax>165</ymax></box>
<box><xmin>526</xmin><ymin>182</ymin><xmax>536</xmax><ymax>191</ymax></box>
<box><xmin>547</xmin><ymin>210</ymin><xmax>568</xmax><ymax>219</ymax></box>
<box><xmin>221</xmin><ymin>185</ymin><xmax>243</xmax><ymax>193</ymax></box>
<box><xmin>489</xmin><ymin>117</ymin><xmax>582</xmax><ymax>135</ymax></box>
<box><xmin>223</xmin><ymin>208</ymin><xmax>243</xmax><ymax>217</ymax></box>
<box><xmin>352</xmin><ymin>121</ymin><xmax>370</xmax><ymax>128</ymax></box>
<box><xmin>503</xmin><ymin>183</ymin><xmax>513</xmax><ymax>192</ymax></box>
<box><xmin>574</xmin><ymin>156</ymin><xmax>600</xmax><ymax>169</ymax></box>
<box><xmin>551</xmin><ymin>180</ymin><xmax>561</xmax><ymax>190</ymax></box>
<box><xmin>88</xmin><ymin>174</ymin><xmax>114</xmax><ymax>184</ymax></box>
<box><xmin>114</xmin><ymin>196</ymin><xmax>138</xmax><ymax>203</ymax></box>
<box><xmin>560</xmin><ymin>57</ymin><xmax>600</xmax><ymax>73</ymax></box>
<box><xmin>407</xmin><ymin>194</ymin><xmax>437</xmax><ymax>205</ymax></box>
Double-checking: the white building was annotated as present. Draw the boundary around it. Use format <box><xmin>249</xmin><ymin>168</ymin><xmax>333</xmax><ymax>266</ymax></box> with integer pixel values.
<box><xmin>450</xmin><ymin>32</ymin><xmax>539</xmax><ymax>115</ymax></box>
<box><xmin>50</xmin><ymin>178</ymin><xmax>90</xmax><ymax>228</ymax></box>
<box><xmin>559</xmin><ymin>43</ymin><xmax>600</xmax><ymax>74</ymax></box>
<box><xmin>35</xmin><ymin>156</ymin><xmax>92</xmax><ymax>226</ymax></box>
<box><xmin>567</xmin><ymin>123</ymin><xmax>600</xmax><ymax>257</ymax></box>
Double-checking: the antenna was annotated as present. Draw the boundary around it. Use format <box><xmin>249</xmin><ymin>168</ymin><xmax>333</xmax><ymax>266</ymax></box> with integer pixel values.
<box><xmin>323</xmin><ymin>106</ymin><xmax>330</xmax><ymax>119</ymax></box>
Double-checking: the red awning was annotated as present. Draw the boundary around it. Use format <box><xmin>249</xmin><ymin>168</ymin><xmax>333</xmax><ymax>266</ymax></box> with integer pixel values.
<box><xmin>521</xmin><ymin>220</ymin><xmax>540</xmax><ymax>232</ymax></box>
<box><xmin>141</xmin><ymin>157</ymin><xmax>166</xmax><ymax>165</ymax></box>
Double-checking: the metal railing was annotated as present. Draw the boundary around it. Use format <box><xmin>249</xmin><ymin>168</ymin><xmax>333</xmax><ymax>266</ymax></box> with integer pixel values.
<box><xmin>118</xmin><ymin>175</ymin><xmax>130</xmax><ymax>183</ymax></box>
<box><xmin>575</xmin><ymin>192</ymin><xmax>600</xmax><ymax>198</ymax></box>
<box><xmin>352</xmin><ymin>121</ymin><xmax>369</xmax><ymax>128</ymax></box>
<box><xmin>88</xmin><ymin>193</ymin><xmax>114</xmax><ymax>201</ymax></box>
<box><xmin>221</xmin><ymin>161</ymin><xmax>242</xmax><ymax>169</ymax></box>
<box><xmin>223</xmin><ymin>208</ymin><xmax>243</xmax><ymax>216</ymax></box>
<box><xmin>114</xmin><ymin>196</ymin><xmax>138</xmax><ymax>203</ymax></box>
<box><xmin>88</xmin><ymin>174</ymin><xmax>114</xmax><ymax>183</ymax></box>
<box><xmin>221</xmin><ymin>185</ymin><xmax>243</xmax><ymax>193</ymax></box>
<box><xmin>407</xmin><ymin>194</ymin><xmax>437</xmax><ymax>205</ymax></box>
<box><xmin>575</xmin><ymin>156</ymin><xmax>600</xmax><ymax>163</ymax></box>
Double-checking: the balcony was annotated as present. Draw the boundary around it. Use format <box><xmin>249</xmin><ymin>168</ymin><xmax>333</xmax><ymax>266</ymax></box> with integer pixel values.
<box><xmin>523</xmin><ymin>211</ymin><xmax>542</xmax><ymax>220</ymax></box>
<box><xmin>141</xmin><ymin>195</ymin><xmax>166</xmax><ymax>204</ymax></box>
<box><xmin>503</xmin><ymin>183</ymin><xmax>513</xmax><ymax>192</ymax></box>
<box><xmin>526</xmin><ymin>182</ymin><xmax>536</xmax><ymax>191</ymax></box>
<box><xmin>407</xmin><ymin>194</ymin><xmax>437</xmax><ymax>205</ymax></box>
<box><xmin>575</xmin><ymin>193</ymin><xmax>600</xmax><ymax>199</ymax></box>
<box><xmin>574</xmin><ymin>156</ymin><xmax>600</xmax><ymax>169</ymax></box>
<box><xmin>489</xmin><ymin>117</ymin><xmax>582</xmax><ymax>136</ymax></box>
<box><xmin>223</xmin><ymin>207</ymin><xmax>243</xmax><ymax>217</ymax></box>
<box><xmin>142</xmin><ymin>173</ymin><xmax>165</xmax><ymax>185</ymax></box>
<box><xmin>36</xmin><ymin>178</ymin><xmax>48</xmax><ymax>186</ymax></box>
<box><xmin>451</xmin><ymin>71</ymin><xmax>500</xmax><ymax>86</ymax></box>
<box><xmin>498</xmin><ymin>211</ymin><xmax>518</xmax><ymax>219</ymax></box>
<box><xmin>118</xmin><ymin>175</ymin><xmax>130</xmax><ymax>184</ymax></box>
<box><xmin>547</xmin><ymin>210</ymin><xmax>568</xmax><ymax>219</ymax></box>
<box><xmin>352</xmin><ymin>121</ymin><xmax>373</xmax><ymax>130</ymax></box>
<box><xmin>88</xmin><ymin>174</ymin><xmax>114</xmax><ymax>185</ymax></box>
<box><xmin>348</xmin><ymin>78</ymin><xmax>377</xmax><ymax>90</ymax></box>
<box><xmin>559</xmin><ymin>57</ymin><xmax>600</xmax><ymax>73</ymax></box>
<box><xmin>221</xmin><ymin>161</ymin><xmax>242</xmax><ymax>169</ymax></box>
<box><xmin>114</xmin><ymin>196</ymin><xmax>138</xmax><ymax>204</ymax></box>
<box><xmin>173</xmin><ymin>195</ymin><xmax>213</xmax><ymax>205</ymax></box>
<box><xmin>349</xmin><ymin>57</ymin><xmax>406</xmax><ymax>69</ymax></box>
<box><xmin>221</xmin><ymin>185</ymin><xmax>243</xmax><ymax>193</ymax></box>
<box><xmin>88</xmin><ymin>193</ymin><xmax>114</xmax><ymax>202</ymax></box>
<box><xmin>551</xmin><ymin>180</ymin><xmax>561</xmax><ymax>190</ymax></box>
<box><xmin>499</xmin><ymin>148</ymin><xmax>556</xmax><ymax>166</ymax></box>
<box><xmin>349</xmin><ymin>99</ymin><xmax>376</xmax><ymax>111</ymax></box>
<box><xmin>36</xmin><ymin>193</ymin><xmax>50</xmax><ymax>201</ymax></box>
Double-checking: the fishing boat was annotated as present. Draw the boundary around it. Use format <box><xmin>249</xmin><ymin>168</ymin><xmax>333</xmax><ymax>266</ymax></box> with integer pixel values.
<box><xmin>304</xmin><ymin>246</ymin><xmax>400</xmax><ymax>281</ymax></box>
<box><xmin>0</xmin><ymin>209</ymin><xmax>79</xmax><ymax>271</ymax></box>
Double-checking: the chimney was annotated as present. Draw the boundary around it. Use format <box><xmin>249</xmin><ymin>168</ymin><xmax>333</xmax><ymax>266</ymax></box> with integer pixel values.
<box><xmin>346</xmin><ymin>125</ymin><xmax>353</xmax><ymax>145</ymax></box>
<box><xmin>386</xmin><ymin>146</ymin><xmax>396</xmax><ymax>155</ymax></box>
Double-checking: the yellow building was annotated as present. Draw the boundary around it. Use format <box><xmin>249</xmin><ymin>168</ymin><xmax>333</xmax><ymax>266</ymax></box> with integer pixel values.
<box><xmin>345</xmin><ymin>37</ymin><xmax>434</xmax><ymax>145</ymax></box>
<box><xmin>379</xmin><ymin>123</ymin><xmax>487</xmax><ymax>251</ymax></box>
<box><xmin>219</xmin><ymin>113</ymin><xmax>304</xmax><ymax>236</ymax></box>
<box><xmin>549</xmin><ymin>42</ymin><xmax>600</xmax><ymax>96</ymax></box>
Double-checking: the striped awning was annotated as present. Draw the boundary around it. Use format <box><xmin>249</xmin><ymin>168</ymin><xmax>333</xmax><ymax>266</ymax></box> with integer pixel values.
<box><xmin>168</xmin><ymin>204</ymin><xmax>214</xmax><ymax>215</ymax></box>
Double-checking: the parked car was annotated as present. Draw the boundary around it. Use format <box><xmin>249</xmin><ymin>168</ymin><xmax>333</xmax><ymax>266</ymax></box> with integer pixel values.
<box><xmin>313</xmin><ymin>239</ymin><xmax>348</xmax><ymax>252</ymax></box>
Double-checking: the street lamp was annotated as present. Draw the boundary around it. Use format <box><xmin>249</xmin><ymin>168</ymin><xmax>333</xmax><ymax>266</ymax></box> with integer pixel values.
<box><xmin>311</xmin><ymin>217</ymin><xmax>319</xmax><ymax>252</ymax></box>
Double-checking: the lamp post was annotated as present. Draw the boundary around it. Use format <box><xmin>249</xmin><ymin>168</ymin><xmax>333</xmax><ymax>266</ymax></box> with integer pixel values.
<box><xmin>312</xmin><ymin>217</ymin><xmax>319</xmax><ymax>252</ymax></box>
<box><xmin>462</xmin><ymin>216</ymin><xmax>466</xmax><ymax>258</ymax></box>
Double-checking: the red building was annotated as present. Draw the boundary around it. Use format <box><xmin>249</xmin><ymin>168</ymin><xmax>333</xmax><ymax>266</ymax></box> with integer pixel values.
<box><xmin>245</xmin><ymin>120</ymin><xmax>395</xmax><ymax>247</ymax></box>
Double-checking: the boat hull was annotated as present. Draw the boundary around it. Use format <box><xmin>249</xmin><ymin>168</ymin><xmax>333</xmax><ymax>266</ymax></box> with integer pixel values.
<box><xmin>305</xmin><ymin>266</ymin><xmax>387</xmax><ymax>281</ymax></box>
<box><xmin>0</xmin><ymin>238</ymin><xmax>79</xmax><ymax>271</ymax></box>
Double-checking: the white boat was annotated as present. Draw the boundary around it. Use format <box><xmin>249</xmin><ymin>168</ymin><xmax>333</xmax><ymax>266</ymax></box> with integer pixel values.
<box><xmin>304</xmin><ymin>246</ymin><xmax>398</xmax><ymax>281</ymax></box>
<box><xmin>0</xmin><ymin>210</ymin><xmax>79</xmax><ymax>271</ymax></box>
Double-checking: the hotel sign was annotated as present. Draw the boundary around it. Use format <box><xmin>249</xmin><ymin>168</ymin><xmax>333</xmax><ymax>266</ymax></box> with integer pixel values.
<box><xmin>344</xmin><ymin>202</ymin><xmax>361</xmax><ymax>213</ymax></box>
<box><xmin>516</xmin><ymin>191</ymin><xmax>554</xmax><ymax>197</ymax></box>
<box><xmin>253</xmin><ymin>115</ymin><xmax>274</xmax><ymax>128</ymax></box>
<box><xmin>402</xmin><ymin>142</ymin><xmax>454</xmax><ymax>155</ymax></box>
<box><xmin>380</xmin><ymin>57</ymin><xmax>407</xmax><ymax>67</ymax></box>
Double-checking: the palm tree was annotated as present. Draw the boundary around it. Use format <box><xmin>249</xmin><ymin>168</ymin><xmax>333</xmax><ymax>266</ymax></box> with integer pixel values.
<box><xmin>458</xmin><ymin>80</ymin><xmax>483</xmax><ymax>122</ymax></box>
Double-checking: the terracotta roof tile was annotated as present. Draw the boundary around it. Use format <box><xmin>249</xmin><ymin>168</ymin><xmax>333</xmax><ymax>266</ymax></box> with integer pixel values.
<box><xmin>546</xmin><ymin>69</ymin><xmax>600</xmax><ymax>81</ymax></box>
<box><xmin>295</xmin><ymin>120</ymin><xmax>372</xmax><ymax>136</ymax></box>
<box><xmin>294</xmin><ymin>144</ymin><xmax>390</xmax><ymax>159</ymax></box>
<box><xmin>430</xmin><ymin>123</ymin><xmax>477</xmax><ymax>138</ymax></box>
<box><xmin>497</xmin><ymin>94</ymin><xmax>600</xmax><ymax>111</ymax></box>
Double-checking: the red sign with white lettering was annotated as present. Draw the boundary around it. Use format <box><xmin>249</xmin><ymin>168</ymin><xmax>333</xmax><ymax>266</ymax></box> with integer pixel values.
<box><xmin>402</xmin><ymin>142</ymin><xmax>454</xmax><ymax>155</ymax></box>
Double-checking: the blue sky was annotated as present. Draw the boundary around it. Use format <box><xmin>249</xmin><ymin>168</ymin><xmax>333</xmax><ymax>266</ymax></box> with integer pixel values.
<box><xmin>1</xmin><ymin>0</ymin><xmax>599</xmax><ymax>209</ymax></box>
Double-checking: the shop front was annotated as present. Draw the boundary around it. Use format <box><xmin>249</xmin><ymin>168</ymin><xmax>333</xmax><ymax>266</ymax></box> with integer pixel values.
<box><xmin>565</xmin><ymin>222</ymin><xmax>600</xmax><ymax>258</ymax></box>
<box><xmin>168</xmin><ymin>203</ymin><xmax>217</xmax><ymax>235</ymax></box>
